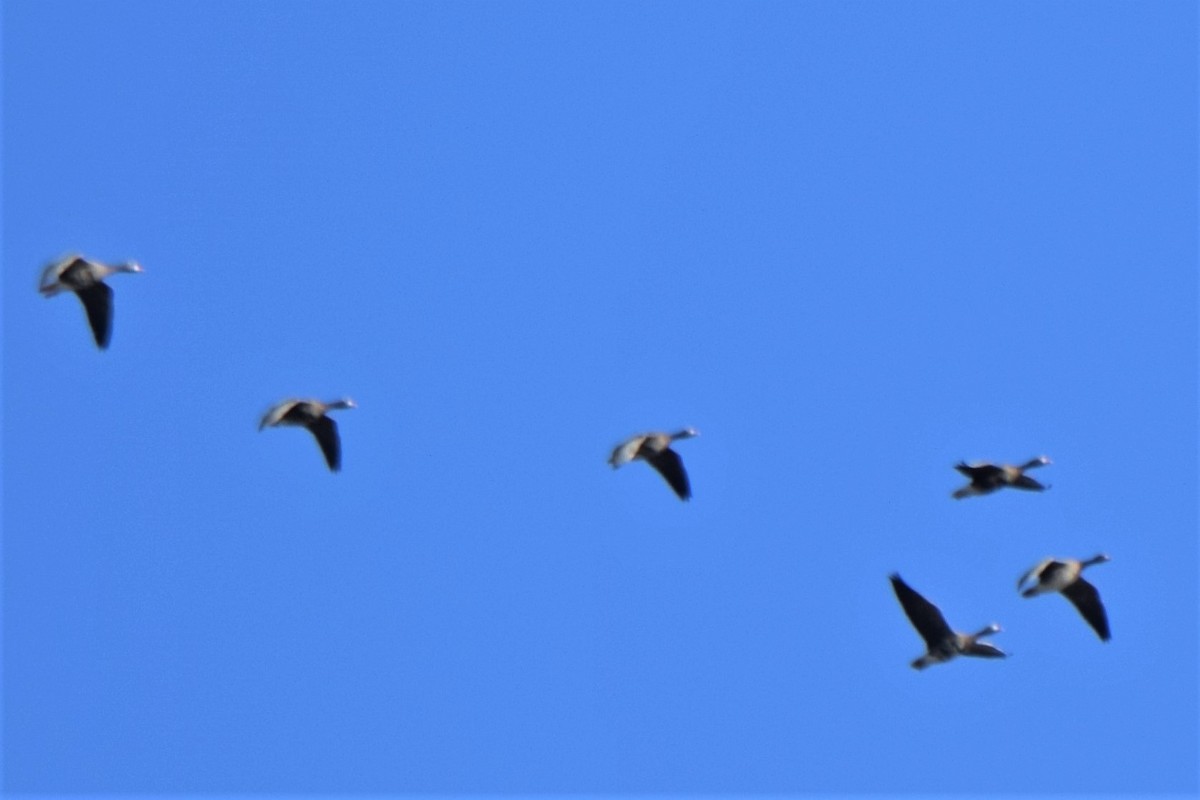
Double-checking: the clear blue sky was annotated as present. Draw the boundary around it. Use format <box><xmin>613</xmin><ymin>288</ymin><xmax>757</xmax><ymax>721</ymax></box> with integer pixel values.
<box><xmin>3</xmin><ymin>0</ymin><xmax>1197</xmax><ymax>794</ymax></box>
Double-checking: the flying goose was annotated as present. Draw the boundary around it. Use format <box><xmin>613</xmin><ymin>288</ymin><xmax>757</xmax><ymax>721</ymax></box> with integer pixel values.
<box><xmin>952</xmin><ymin>456</ymin><xmax>1051</xmax><ymax>499</ymax></box>
<box><xmin>608</xmin><ymin>428</ymin><xmax>698</xmax><ymax>500</ymax></box>
<box><xmin>890</xmin><ymin>574</ymin><xmax>1006</xmax><ymax>669</ymax></box>
<box><xmin>1017</xmin><ymin>554</ymin><xmax>1111</xmax><ymax>641</ymax></box>
<box><xmin>39</xmin><ymin>254</ymin><xmax>143</xmax><ymax>349</ymax></box>
<box><xmin>259</xmin><ymin>398</ymin><xmax>356</xmax><ymax>471</ymax></box>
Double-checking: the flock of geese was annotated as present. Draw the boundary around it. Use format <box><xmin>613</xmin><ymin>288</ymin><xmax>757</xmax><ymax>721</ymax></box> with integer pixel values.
<box><xmin>897</xmin><ymin>457</ymin><xmax>1110</xmax><ymax>668</ymax></box>
<box><xmin>902</xmin><ymin>456</ymin><xmax>1110</xmax><ymax>668</ymax></box>
<box><xmin>597</xmin><ymin>427</ymin><xmax>1113</xmax><ymax>668</ymax></box>
<box><xmin>39</xmin><ymin>253</ymin><xmax>1113</xmax><ymax>671</ymax></box>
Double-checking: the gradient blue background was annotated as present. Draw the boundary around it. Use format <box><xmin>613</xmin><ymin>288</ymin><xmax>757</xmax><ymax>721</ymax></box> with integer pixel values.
<box><xmin>3</xmin><ymin>0</ymin><xmax>1197</xmax><ymax>794</ymax></box>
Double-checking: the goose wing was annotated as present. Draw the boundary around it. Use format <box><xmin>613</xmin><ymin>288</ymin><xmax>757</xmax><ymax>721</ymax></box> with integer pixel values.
<box><xmin>75</xmin><ymin>282</ymin><xmax>114</xmax><ymax>349</ymax></box>
<box><xmin>1010</xmin><ymin>474</ymin><xmax>1049</xmax><ymax>491</ymax></box>
<box><xmin>963</xmin><ymin>640</ymin><xmax>1006</xmax><ymax>659</ymax></box>
<box><xmin>955</xmin><ymin>462</ymin><xmax>1003</xmax><ymax>480</ymax></box>
<box><xmin>645</xmin><ymin>447</ymin><xmax>691</xmax><ymax>500</ymax></box>
<box><xmin>1017</xmin><ymin>558</ymin><xmax>1054</xmax><ymax>593</ymax></box>
<box><xmin>307</xmin><ymin>415</ymin><xmax>342</xmax><ymax>472</ymax></box>
<box><xmin>259</xmin><ymin>400</ymin><xmax>300</xmax><ymax>430</ymax></box>
<box><xmin>608</xmin><ymin>436</ymin><xmax>644</xmax><ymax>468</ymax></box>
<box><xmin>39</xmin><ymin>262</ymin><xmax>65</xmax><ymax>293</ymax></box>
<box><xmin>1061</xmin><ymin>577</ymin><xmax>1110</xmax><ymax>641</ymax></box>
<box><xmin>890</xmin><ymin>575</ymin><xmax>954</xmax><ymax>650</ymax></box>
<box><xmin>39</xmin><ymin>255</ymin><xmax>82</xmax><ymax>293</ymax></box>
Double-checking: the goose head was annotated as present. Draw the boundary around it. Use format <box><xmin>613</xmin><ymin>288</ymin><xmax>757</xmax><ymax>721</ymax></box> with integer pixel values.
<box><xmin>98</xmin><ymin>260</ymin><xmax>143</xmax><ymax>279</ymax></box>
<box><xmin>973</xmin><ymin>623</ymin><xmax>1002</xmax><ymax>639</ymax></box>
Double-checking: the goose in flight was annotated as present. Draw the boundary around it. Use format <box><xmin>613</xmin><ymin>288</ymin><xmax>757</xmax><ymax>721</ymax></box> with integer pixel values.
<box><xmin>1017</xmin><ymin>554</ymin><xmax>1111</xmax><ymax>641</ymax></box>
<box><xmin>39</xmin><ymin>254</ymin><xmax>143</xmax><ymax>349</ymax></box>
<box><xmin>608</xmin><ymin>428</ymin><xmax>698</xmax><ymax>500</ymax></box>
<box><xmin>890</xmin><ymin>574</ymin><xmax>1006</xmax><ymax>669</ymax></box>
<box><xmin>259</xmin><ymin>398</ymin><xmax>356</xmax><ymax>472</ymax></box>
<box><xmin>952</xmin><ymin>456</ymin><xmax>1051</xmax><ymax>499</ymax></box>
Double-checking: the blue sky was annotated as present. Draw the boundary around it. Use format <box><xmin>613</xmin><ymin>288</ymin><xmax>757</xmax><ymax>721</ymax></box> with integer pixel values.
<box><xmin>3</xmin><ymin>0</ymin><xmax>1196</xmax><ymax>794</ymax></box>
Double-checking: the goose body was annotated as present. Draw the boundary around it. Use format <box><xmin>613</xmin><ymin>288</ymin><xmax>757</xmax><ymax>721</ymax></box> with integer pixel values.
<box><xmin>952</xmin><ymin>456</ymin><xmax>1051</xmax><ymax>499</ymax></box>
<box><xmin>39</xmin><ymin>254</ymin><xmax>143</xmax><ymax>349</ymax></box>
<box><xmin>608</xmin><ymin>428</ymin><xmax>698</xmax><ymax>500</ymax></box>
<box><xmin>1017</xmin><ymin>554</ymin><xmax>1111</xmax><ymax>641</ymax></box>
<box><xmin>890</xmin><ymin>574</ymin><xmax>1006</xmax><ymax>669</ymax></box>
<box><xmin>259</xmin><ymin>398</ymin><xmax>356</xmax><ymax>471</ymax></box>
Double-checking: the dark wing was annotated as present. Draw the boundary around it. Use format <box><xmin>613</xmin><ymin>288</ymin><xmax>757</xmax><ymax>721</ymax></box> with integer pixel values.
<box><xmin>75</xmin><ymin>282</ymin><xmax>113</xmax><ymax>349</ymax></box>
<box><xmin>963</xmin><ymin>640</ymin><xmax>1007</xmax><ymax>659</ymax></box>
<box><xmin>645</xmin><ymin>447</ymin><xmax>691</xmax><ymax>500</ymax></box>
<box><xmin>955</xmin><ymin>462</ymin><xmax>1003</xmax><ymax>480</ymax></box>
<box><xmin>890</xmin><ymin>574</ymin><xmax>954</xmax><ymax>650</ymax></box>
<box><xmin>1010</xmin><ymin>474</ymin><xmax>1048</xmax><ymax>492</ymax></box>
<box><xmin>1061</xmin><ymin>578</ymin><xmax>1110</xmax><ymax>641</ymax></box>
<box><xmin>306</xmin><ymin>416</ymin><xmax>342</xmax><ymax>472</ymax></box>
